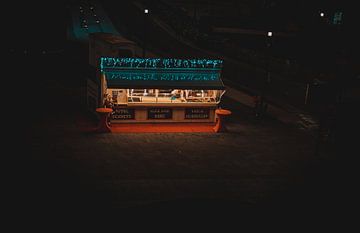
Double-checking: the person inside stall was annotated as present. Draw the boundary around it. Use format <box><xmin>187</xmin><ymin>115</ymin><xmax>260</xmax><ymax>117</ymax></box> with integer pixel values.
<box><xmin>103</xmin><ymin>94</ymin><xmax>113</xmax><ymax>108</ymax></box>
<box><xmin>112</xmin><ymin>95</ymin><xmax>117</xmax><ymax>104</ymax></box>
<box><xmin>170</xmin><ymin>89</ymin><xmax>179</xmax><ymax>101</ymax></box>
<box><xmin>209</xmin><ymin>90</ymin><xmax>216</xmax><ymax>102</ymax></box>
<box><xmin>180</xmin><ymin>90</ymin><xmax>185</xmax><ymax>101</ymax></box>
<box><xmin>102</xmin><ymin>94</ymin><xmax>113</xmax><ymax>125</ymax></box>
<box><xmin>116</xmin><ymin>89</ymin><xmax>128</xmax><ymax>104</ymax></box>
<box><xmin>185</xmin><ymin>90</ymin><xmax>189</xmax><ymax>100</ymax></box>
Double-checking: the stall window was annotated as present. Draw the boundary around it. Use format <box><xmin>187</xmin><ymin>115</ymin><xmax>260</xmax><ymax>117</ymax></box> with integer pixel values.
<box><xmin>126</xmin><ymin>89</ymin><xmax>221</xmax><ymax>103</ymax></box>
<box><xmin>158</xmin><ymin>89</ymin><xmax>172</xmax><ymax>97</ymax></box>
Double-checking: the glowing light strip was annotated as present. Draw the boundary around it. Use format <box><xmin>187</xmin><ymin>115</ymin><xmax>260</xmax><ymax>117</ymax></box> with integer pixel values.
<box><xmin>100</xmin><ymin>57</ymin><xmax>223</xmax><ymax>71</ymax></box>
<box><xmin>105</xmin><ymin>72</ymin><xmax>220</xmax><ymax>82</ymax></box>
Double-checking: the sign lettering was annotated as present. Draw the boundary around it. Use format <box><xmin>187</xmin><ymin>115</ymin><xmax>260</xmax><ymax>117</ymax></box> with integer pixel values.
<box><xmin>112</xmin><ymin>108</ymin><xmax>135</xmax><ymax>120</ymax></box>
<box><xmin>148</xmin><ymin>108</ymin><xmax>173</xmax><ymax>119</ymax></box>
<box><xmin>185</xmin><ymin>108</ymin><xmax>210</xmax><ymax>119</ymax></box>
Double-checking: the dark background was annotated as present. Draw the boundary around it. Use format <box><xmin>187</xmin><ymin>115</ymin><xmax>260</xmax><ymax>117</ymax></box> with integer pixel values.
<box><xmin>4</xmin><ymin>0</ymin><xmax>359</xmax><ymax>225</ymax></box>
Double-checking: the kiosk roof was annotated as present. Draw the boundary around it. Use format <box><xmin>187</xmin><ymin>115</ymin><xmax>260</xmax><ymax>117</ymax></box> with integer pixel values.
<box><xmin>101</xmin><ymin>57</ymin><xmax>225</xmax><ymax>90</ymax></box>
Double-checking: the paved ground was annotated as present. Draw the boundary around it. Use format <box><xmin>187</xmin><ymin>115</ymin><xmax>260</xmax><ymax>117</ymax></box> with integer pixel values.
<box><xmin>6</xmin><ymin>48</ymin><xmax>339</xmax><ymax>219</ymax></box>
<box><xmin>14</xmin><ymin>84</ymin><xmax>336</xmax><ymax>214</ymax></box>
<box><xmin>6</xmin><ymin>40</ymin><xmax>349</xmax><ymax>226</ymax></box>
<box><xmin>7</xmin><ymin>49</ymin><xmax>355</xmax><ymax>229</ymax></box>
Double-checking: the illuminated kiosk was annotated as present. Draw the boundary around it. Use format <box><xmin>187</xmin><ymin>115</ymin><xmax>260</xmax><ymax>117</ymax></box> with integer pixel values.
<box><xmin>100</xmin><ymin>57</ymin><xmax>225</xmax><ymax>123</ymax></box>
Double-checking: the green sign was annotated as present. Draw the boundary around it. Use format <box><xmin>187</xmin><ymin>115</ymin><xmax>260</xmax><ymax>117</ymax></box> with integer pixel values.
<box><xmin>101</xmin><ymin>57</ymin><xmax>223</xmax><ymax>71</ymax></box>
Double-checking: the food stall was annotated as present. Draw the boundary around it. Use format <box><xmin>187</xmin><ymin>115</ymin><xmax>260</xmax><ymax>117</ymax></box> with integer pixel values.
<box><xmin>99</xmin><ymin>57</ymin><xmax>226</xmax><ymax>123</ymax></box>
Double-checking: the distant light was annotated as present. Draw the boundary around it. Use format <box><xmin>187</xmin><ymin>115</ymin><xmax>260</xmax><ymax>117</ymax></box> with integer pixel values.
<box><xmin>320</xmin><ymin>12</ymin><xmax>324</xmax><ymax>17</ymax></box>
<box><xmin>42</xmin><ymin>51</ymin><xmax>46</xmax><ymax>54</ymax></box>
<box><xmin>333</xmin><ymin>11</ymin><xmax>343</xmax><ymax>25</ymax></box>
<box><xmin>267</xmin><ymin>31</ymin><xmax>273</xmax><ymax>37</ymax></box>
<box><xmin>144</xmin><ymin>9</ymin><xmax>149</xmax><ymax>14</ymax></box>
<box><xmin>96</xmin><ymin>20</ymin><xmax>100</xmax><ymax>23</ymax></box>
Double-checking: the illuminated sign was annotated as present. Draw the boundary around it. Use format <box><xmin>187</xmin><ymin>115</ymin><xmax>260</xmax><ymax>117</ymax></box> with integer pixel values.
<box><xmin>106</xmin><ymin>71</ymin><xmax>220</xmax><ymax>82</ymax></box>
<box><xmin>148</xmin><ymin>108</ymin><xmax>173</xmax><ymax>119</ymax></box>
<box><xmin>101</xmin><ymin>57</ymin><xmax>225</xmax><ymax>89</ymax></box>
<box><xmin>112</xmin><ymin>108</ymin><xmax>135</xmax><ymax>120</ymax></box>
<box><xmin>185</xmin><ymin>108</ymin><xmax>210</xmax><ymax>119</ymax></box>
<box><xmin>101</xmin><ymin>57</ymin><xmax>223</xmax><ymax>71</ymax></box>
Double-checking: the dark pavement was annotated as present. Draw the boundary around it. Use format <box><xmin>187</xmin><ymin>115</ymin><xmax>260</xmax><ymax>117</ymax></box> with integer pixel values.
<box><xmin>7</xmin><ymin>49</ymin><xmax>343</xmax><ymax>219</ymax></box>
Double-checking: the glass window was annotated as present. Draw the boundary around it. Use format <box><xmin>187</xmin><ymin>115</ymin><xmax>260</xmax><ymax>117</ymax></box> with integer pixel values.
<box><xmin>122</xmin><ymin>89</ymin><xmax>223</xmax><ymax>104</ymax></box>
<box><xmin>106</xmin><ymin>89</ymin><xmax>127</xmax><ymax>105</ymax></box>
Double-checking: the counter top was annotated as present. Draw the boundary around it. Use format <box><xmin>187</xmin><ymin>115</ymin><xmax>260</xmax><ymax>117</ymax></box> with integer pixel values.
<box><xmin>125</xmin><ymin>102</ymin><xmax>218</xmax><ymax>108</ymax></box>
<box><xmin>96</xmin><ymin>108</ymin><xmax>113</xmax><ymax>113</ymax></box>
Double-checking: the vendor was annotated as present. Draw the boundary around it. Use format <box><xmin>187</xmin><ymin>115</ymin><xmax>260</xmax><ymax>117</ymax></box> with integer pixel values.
<box><xmin>170</xmin><ymin>89</ymin><xmax>180</xmax><ymax>100</ymax></box>
<box><xmin>103</xmin><ymin>94</ymin><xmax>113</xmax><ymax>108</ymax></box>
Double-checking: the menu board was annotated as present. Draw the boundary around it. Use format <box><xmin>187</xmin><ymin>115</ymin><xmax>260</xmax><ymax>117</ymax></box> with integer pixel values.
<box><xmin>185</xmin><ymin>108</ymin><xmax>210</xmax><ymax>119</ymax></box>
<box><xmin>112</xmin><ymin>108</ymin><xmax>135</xmax><ymax>120</ymax></box>
<box><xmin>148</xmin><ymin>108</ymin><xmax>173</xmax><ymax>119</ymax></box>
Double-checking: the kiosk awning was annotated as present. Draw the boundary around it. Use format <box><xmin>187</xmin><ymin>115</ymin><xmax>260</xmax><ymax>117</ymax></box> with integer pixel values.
<box><xmin>101</xmin><ymin>57</ymin><xmax>225</xmax><ymax>90</ymax></box>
